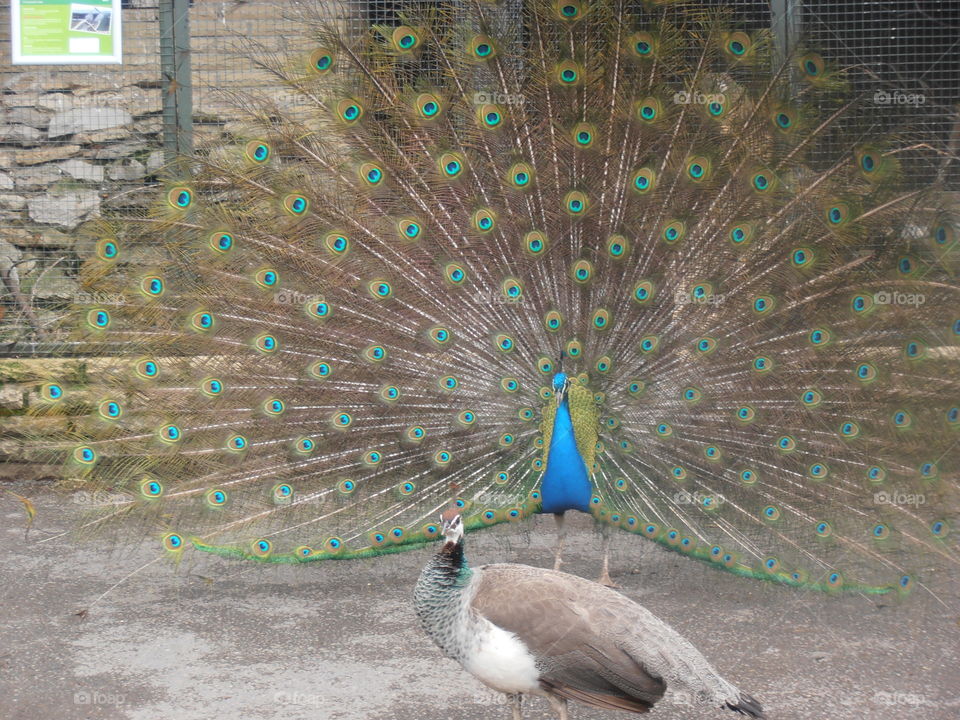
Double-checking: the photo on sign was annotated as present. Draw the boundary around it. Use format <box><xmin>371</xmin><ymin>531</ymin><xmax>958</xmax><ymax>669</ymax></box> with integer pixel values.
<box><xmin>69</xmin><ymin>4</ymin><xmax>113</xmax><ymax>34</ymax></box>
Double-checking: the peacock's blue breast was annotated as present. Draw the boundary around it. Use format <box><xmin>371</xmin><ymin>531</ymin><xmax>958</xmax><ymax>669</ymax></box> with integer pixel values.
<box><xmin>539</xmin><ymin>397</ymin><xmax>593</xmax><ymax>514</ymax></box>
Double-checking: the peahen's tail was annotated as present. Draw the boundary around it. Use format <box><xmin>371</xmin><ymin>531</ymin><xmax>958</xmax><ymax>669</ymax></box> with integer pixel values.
<box><xmin>29</xmin><ymin>0</ymin><xmax>958</xmax><ymax>595</ymax></box>
<box><xmin>727</xmin><ymin>692</ymin><xmax>765</xmax><ymax>718</ymax></box>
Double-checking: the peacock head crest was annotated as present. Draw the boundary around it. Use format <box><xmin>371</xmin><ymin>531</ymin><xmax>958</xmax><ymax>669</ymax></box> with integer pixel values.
<box><xmin>552</xmin><ymin>371</ymin><xmax>570</xmax><ymax>405</ymax></box>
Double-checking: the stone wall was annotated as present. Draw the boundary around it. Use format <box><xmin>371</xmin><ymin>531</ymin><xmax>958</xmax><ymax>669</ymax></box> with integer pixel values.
<box><xmin>0</xmin><ymin>1</ymin><xmax>349</xmax><ymax>476</ymax></box>
<box><xmin>0</xmin><ymin>0</ymin><xmax>341</xmax><ymax>348</ymax></box>
<box><xmin>1</xmin><ymin>0</ymin><xmax>163</xmax><ymax>346</ymax></box>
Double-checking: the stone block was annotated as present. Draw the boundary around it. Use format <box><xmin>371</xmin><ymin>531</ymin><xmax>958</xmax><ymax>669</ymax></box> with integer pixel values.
<box><xmin>0</xmin><ymin>194</ymin><xmax>27</xmax><ymax>211</ymax></box>
<box><xmin>0</xmin><ymin>124</ymin><xmax>42</xmax><ymax>146</ymax></box>
<box><xmin>73</xmin><ymin>127</ymin><xmax>132</xmax><ymax>144</ymax></box>
<box><xmin>91</xmin><ymin>141</ymin><xmax>148</xmax><ymax>160</ymax></box>
<box><xmin>58</xmin><ymin>159</ymin><xmax>106</xmax><ymax>183</ymax></box>
<box><xmin>27</xmin><ymin>190</ymin><xmax>100</xmax><ymax>229</ymax></box>
<box><xmin>12</xmin><ymin>165</ymin><xmax>63</xmax><ymax>190</ymax></box>
<box><xmin>13</xmin><ymin>145</ymin><xmax>80</xmax><ymax>166</ymax></box>
<box><xmin>48</xmin><ymin>107</ymin><xmax>134</xmax><ymax>139</ymax></box>
<box><xmin>107</xmin><ymin>159</ymin><xmax>146</xmax><ymax>181</ymax></box>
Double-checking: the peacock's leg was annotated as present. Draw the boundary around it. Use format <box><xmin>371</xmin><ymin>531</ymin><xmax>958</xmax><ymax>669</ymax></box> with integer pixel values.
<box><xmin>552</xmin><ymin>513</ymin><xmax>566</xmax><ymax>570</ymax></box>
<box><xmin>546</xmin><ymin>694</ymin><xmax>569</xmax><ymax>720</ymax></box>
<box><xmin>597</xmin><ymin>524</ymin><xmax>619</xmax><ymax>588</ymax></box>
<box><xmin>507</xmin><ymin>693</ymin><xmax>522</xmax><ymax>720</ymax></box>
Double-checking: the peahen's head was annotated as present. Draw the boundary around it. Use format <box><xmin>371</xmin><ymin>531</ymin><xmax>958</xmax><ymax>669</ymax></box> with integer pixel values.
<box><xmin>440</xmin><ymin>508</ymin><xmax>464</xmax><ymax>548</ymax></box>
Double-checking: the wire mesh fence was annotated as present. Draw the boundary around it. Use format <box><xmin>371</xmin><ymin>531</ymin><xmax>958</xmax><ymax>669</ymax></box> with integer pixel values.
<box><xmin>1</xmin><ymin>1</ymin><xmax>161</xmax><ymax>350</ymax></box>
<box><xmin>802</xmin><ymin>0</ymin><xmax>960</xmax><ymax>184</ymax></box>
<box><xmin>0</xmin><ymin>0</ymin><xmax>957</xmax><ymax>352</ymax></box>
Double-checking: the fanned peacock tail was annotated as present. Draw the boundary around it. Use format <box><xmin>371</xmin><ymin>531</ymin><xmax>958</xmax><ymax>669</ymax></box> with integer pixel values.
<box><xmin>31</xmin><ymin>0</ymin><xmax>958</xmax><ymax>594</ymax></box>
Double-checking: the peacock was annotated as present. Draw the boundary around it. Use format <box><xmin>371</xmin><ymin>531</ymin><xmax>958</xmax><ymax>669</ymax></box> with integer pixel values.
<box><xmin>30</xmin><ymin>0</ymin><xmax>959</xmax><ymax>598</ymax></box>
<box><xmin>414</xmin><ymin>507</ymin><xmax>765</xmax><ymax>718</ymax></box>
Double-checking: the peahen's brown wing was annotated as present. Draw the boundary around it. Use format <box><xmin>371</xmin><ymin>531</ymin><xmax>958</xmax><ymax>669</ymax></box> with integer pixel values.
<box><xmin>472</xmin><ymin>563</ymin><xmax>692</xmax><ymax>710</ymax></box>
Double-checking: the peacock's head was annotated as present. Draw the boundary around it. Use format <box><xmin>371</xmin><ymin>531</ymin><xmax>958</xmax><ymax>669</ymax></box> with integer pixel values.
<box><xmin>552</xmin><ymin>371</ymin><xmax>570</xmax><ymax>399</ymax></box>
<box><xmin>439</xmin><ymin>507</ymin><xmax>464</xmax><ymax>547</ymax></box>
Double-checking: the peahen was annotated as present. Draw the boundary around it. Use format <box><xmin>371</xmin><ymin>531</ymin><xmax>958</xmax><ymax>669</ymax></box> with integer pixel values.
<box><xmin>414</xmin><ymin>507</ymin><xmax>766</xmax><ymax>718</ymax></box>
<box><xmin>32</xmin><ymin>0</ymin><xmax>959</xmax><ymax>596</ymax></box>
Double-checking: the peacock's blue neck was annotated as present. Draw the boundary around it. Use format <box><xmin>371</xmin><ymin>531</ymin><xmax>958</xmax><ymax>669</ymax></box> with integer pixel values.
<box><xmin>539</xmin><ymin>393</ymin><xmax>593</xmax><ymax>514</ymax></box>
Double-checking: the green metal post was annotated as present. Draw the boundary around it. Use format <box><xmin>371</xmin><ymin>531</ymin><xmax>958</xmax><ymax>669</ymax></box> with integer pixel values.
<box><xmin>770</xmin><ymin>0</ymin><xmax>801</xmax><ymax>64</ymax></box>
<box><xmin>159</xmin><ymin>0</ymin><xmax>193</xmax><ymax>162</ymax></box>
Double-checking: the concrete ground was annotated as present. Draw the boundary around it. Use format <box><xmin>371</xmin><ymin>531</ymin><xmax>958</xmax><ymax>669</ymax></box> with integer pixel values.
<box><xmin>1</xmin><ymin>481</ymin><xmax>958</xmax><ymax>720</ymax></box>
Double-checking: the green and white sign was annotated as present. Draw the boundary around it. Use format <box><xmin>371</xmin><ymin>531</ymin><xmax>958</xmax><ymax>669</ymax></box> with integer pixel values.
<box><xmin>11</xmin><ymin>0</ymin><xmax>122</xmax><ymax>64</ymax></box>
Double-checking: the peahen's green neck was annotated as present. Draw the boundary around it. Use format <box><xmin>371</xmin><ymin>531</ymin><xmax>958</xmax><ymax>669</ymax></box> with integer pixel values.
<box><xmin>414</xmin><ymin>539</ymin><xmax>476</xmax><ymax>662</ymax></box>
<box><xmin>418</xmin><ymin>539</ymin><xmax>473</xmax><ymax>590</ymax></box>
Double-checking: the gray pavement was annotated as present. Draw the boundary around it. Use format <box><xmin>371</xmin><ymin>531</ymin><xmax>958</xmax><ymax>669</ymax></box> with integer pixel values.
<box><xmin>1</xmin><ymin>481</ymin><xmax>958</xmax><ymax>720</ymax></box>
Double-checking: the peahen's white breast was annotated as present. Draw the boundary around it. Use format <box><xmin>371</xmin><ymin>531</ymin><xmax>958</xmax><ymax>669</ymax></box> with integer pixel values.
<box><xmin>415</xmin><ymin>552</ymin><xmax>542</xmax><ymax>696</ymax></box>
<box><xmin>462</xmin><ymin>618</ymin><xmax>541</xmax><ymax>695</ymax></box>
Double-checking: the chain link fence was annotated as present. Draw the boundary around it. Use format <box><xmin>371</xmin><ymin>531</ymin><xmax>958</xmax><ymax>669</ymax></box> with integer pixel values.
<box><xmin>2</xmin><ymin>1</ymin><xmax>162</xmax><ymax>352</ymax></box>
<box><xmin>0</xmin><ymin>0</ymin><xmax>957</xmax><ymax>354</ymax></box>
<box><xmin>802</xmin><ymin>0</ymin><xmax>960</xmax><ymax>184</ymax></box>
